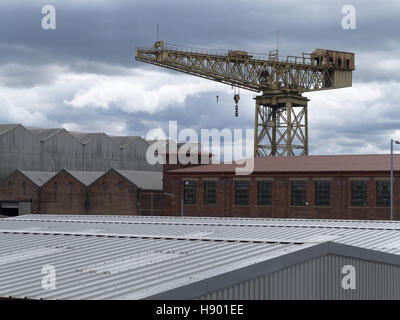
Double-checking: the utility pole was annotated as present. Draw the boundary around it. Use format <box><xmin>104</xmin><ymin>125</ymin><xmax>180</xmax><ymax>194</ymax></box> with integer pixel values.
<box><xmin>390</xmin><ymin>139</ymin><xmax>400</xmax><ymax>220</ymax></box>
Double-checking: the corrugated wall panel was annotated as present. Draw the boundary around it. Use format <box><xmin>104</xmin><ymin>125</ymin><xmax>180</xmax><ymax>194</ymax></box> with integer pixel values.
<box><xmin>0</xmin><ymin>125</ymin><xmax>41</xmax><ymax>181</ymax></box>
<box><xmin>0</xmin><ymin>124</ymin><xmax>162</xmax><ymax>181</ymax></box>
<box><xmin>198</xmin><ymin>254</ymin><xmax>400</xmax><ymax>300</ymax></box>
<box><xmin>333</xmin><ymin>70</ymin><xmax>352</xmax><ymax>88</ymax></box>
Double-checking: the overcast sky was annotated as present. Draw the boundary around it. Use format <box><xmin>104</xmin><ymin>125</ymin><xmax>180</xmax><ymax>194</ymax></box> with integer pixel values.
<box><xmin>0</xmin><ymin>0</ymin><xmax>399</xmax><ymax>157</ymax></box>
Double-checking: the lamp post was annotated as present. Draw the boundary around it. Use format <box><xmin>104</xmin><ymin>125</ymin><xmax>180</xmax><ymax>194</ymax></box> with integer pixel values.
<box><xmin>390</xmin><ymin>139</ymin><xmax>400</xmax><ymax>220</ymax></box>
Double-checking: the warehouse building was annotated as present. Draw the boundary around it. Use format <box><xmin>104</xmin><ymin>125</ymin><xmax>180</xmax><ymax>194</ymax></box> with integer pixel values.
<box><xmin>1</xmin><ymin>214</ymin><xmax>400</xmax><ymax>299</ymax></box>
<box><xmin>163</xmin><ymin>154</ymin><xmax>400</xmax><ymax>220</ymax></box>
<box><xmin>40</xmin><ymin>169</ymin><xmax>105</xmax><ymax>215</ymax></box>
<box><xmin>0</xmin><ymin>169</ymin><xmax>163</xmax><ymax>216</ymax></box>
<box><xmin>87</xmin><ymin>169</ymin><xmax>162</xmax><ymax>216</ymax></box>
<box><xmin>0</xmin><ymin>170</ymin><xmax>56</xmax><ymax>216</ymax></box>
<box><xmin>0</xmin><ymin>123</ymin><xmax>161</xmax><ymax>182</ymax></box>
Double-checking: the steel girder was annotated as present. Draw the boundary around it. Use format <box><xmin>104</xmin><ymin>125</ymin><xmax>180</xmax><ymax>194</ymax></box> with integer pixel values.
<box><xmin>135</xmin><ymin>47</ymin><xmax>333</xmax><ymax>93</ymax></box>
<box><xmin>254</xmin><ymin>93</ymin><xmax>309</xmax><ymax>157</ymax></box>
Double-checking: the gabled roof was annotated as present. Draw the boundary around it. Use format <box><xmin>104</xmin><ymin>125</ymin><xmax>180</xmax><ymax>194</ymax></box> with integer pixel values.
<box><xmin>169</xmin><ymin>154</ymin><xmax>400</xmax><ymax>174</ymax></box>
<box><xmin>69</xmin><ymin>132</ymin><xmax>114</xmax><ymax>145</ymax></box>
<box><xmin>115</xmin><ymin>169</ymin><xmax>162</xmax><ymax>191</ymax></box>
<box><xmin>26</xmin><ymin>127</ymin><xmax>65</xmax><ymax>141</ymax></box>
<box><xmin>110</xmin><ymin>136</ymin><xmax>142</xmax><ymax>148</ymax></box>
<box><xmin>65</xmin><ymin>170</ymin><xmax>105</xmax><ymax>186</ymax></box>
<box><xmin>19</xmin><ymin>170</ymin><xmax>57</xmax><ymax>187</ymax></box>
<box><xmin>0</xmin><ymin>124</ymin><xmax>19</xmax><ymax>136</ymax></box>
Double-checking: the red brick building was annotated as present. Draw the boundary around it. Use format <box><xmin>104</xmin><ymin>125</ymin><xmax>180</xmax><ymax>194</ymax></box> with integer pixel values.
<box><xmin>163</xmin><ymin>154</ymin><xmax>400</xmax><ymax>220</ymax></box>
<box><xmin>40</xmin><ymin>169</ymin><xmax>104</xmax><ymax>215</ymax></box>
<box><xmin>0</xmin><ymin>168</ymin><xmax>163</xmax><ymax>216</ymax></box>
<box><xmin>87</xmin><ymin>169</ymin><xmax>162</xmax><ymax>215</ymax></box>
<box><xmin>0</xmin><ymin>170</ymin><xmax>56</xmax><ymax>215</ymax></box>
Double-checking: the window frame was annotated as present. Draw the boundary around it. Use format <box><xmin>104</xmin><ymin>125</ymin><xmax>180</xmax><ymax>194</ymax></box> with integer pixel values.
<box><xmin>183</xmin><ymin>180</ymin><xmax>197</xmax><ymax>205</ymax></box>
<box><xmin>314</xmin><ymin>180</ymin><xmax>331</xmax><ymax>207</ymax></box>
<box><xmin>351</xmin><ymin>180</ymin><xmax>368</xmax><ymax>207</ymax></box>
<box><xmin>291</xmin><ymin>180</ymin><xmax>307</xmax><ymax>206</ymax></box>
<box><xmin>235</xmin><ymin>180</ymin><xmax>249</xmax><ymax>206</ymax></box>
<box><xmin>376</xmin><ymin>180</ymin><xmax>390</xmax><ymax>208</ymax></box>
<box><xmin>257</xmin><ymin>180</ymin><xmax>272</xmax><ymax>206</ymax></box>
<box><xmin>203</xmin><ymin>180</ymin><xmax>217</xmax><ymax>206</ymax></box>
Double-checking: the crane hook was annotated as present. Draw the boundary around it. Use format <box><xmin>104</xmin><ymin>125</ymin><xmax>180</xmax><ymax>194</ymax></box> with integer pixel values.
<box><xmin>234</xmin><ymin>94</ymin><xmax>240</xmax><ymax>117</ymax></box>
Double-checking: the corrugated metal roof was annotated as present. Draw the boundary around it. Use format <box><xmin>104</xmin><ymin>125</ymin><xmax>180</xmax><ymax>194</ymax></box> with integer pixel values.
<box><xmin>69</xmin><ymin>132</ymin><xmax>104</xmax><ymax>144</ymax></box>
<box><xmin>0</xmin><ymin>217</ymin><xmax>311</xmax><ymax>299</ymax></box>
<box><xmin>5</xmin><ymin>215</ymin><xmax>400</xmax><ymax>252</ymax></box>
<box><xmin>3</xmin><ymin>215</ymin><xmax>400</xmax><ymax>299</ymax></box>
<box><xmin>26</xmin><ymin>127</ymin><xmax>66</xmax><ymax>141</ymax></box>
<box><xmin>110</xmin><ymin>136</ymin><xmax>142</xmax><ymax>147</ymax></box>
<box><xmin>19</xmin><ymin>171</ymin><xmax>57</xmax><ymax>187</ymax></box>
<box><xmin>0</xmin><ymin>124</ymin><xmax>19</xmax><ymax>136</ymax></box>
<box><xmin>115</xmin><ymin>170</ymin><xmax>162</xmax><ymax>191</ymax></box>
<box><xmin>169</xmin><ymin>154</ymin><xmax>400</xmax><ymax>173</ymax></box>
<box><xmin>65</xmin><ymin>170</ymin><xmax>105</xmax><ymax>186</ymax></box>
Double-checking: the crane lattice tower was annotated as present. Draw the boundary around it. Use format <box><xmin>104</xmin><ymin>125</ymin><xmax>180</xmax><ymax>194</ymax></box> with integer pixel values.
<box><xmin>135</xmin><ymin>41</ymin><xmax>354</xmax><ymax>157</ymax></box>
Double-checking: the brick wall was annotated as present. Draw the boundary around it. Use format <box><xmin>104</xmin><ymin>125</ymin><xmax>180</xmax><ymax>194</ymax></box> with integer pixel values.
<box><xmin>40</xmin><ymin>170</ymin><xmax>88</xmax><ymax>215</ymax></box>
<box><xmin>163</xmin><ymin>172</ymin><xmax>400</xmax><ymax>220</ymax></box>
<box><xmin>87</xmin><ymin>170</ymin><xmax>138</xmax><ymax>215</ymax></box>
<box><xmin>0</xmin><ymin>170</ymin><xmax>40</xmax><ymax>213</ymax></box>
<box><xmin>0</xmin><ymin>169</ymin><xmax>163</xmax><ymax>216</ymax></box>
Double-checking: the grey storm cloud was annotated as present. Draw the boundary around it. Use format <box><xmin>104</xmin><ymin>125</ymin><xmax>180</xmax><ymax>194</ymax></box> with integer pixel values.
<box><xmin>0</xmin><ymin>0</ymin><xmax>399</xmax><ymax>70</ymax></box>
<box><xmin>0</xmin><ymin>0</ymin><xmax>400</xmax><ymax>157</ymax></box>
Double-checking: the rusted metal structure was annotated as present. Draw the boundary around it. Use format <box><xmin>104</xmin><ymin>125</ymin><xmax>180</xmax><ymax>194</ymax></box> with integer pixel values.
<box><xmin>135</xmin><ymin>41</ymin><xmax>355</xmax><ymax>156</ymax></box>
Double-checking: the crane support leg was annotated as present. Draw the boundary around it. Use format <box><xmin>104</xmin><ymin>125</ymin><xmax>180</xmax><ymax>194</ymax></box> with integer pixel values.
<box><xmin>254</xmin><ymin>92</ymin><xmax>309</xmax><ymax>157</ymax></box>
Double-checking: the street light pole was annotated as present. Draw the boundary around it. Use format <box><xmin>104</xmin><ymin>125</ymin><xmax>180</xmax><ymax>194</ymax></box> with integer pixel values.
<box><xmin>390</xmin><ymin>139</ymin><xmax>400</xmax><ymax>221</ymax></box>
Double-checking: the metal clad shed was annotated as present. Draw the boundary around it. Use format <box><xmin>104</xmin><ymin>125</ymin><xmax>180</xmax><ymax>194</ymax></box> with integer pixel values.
<box><xmin>2</xmin><ymin>215</ymin><xmax>400</xmax><ymax>299</ymax></box>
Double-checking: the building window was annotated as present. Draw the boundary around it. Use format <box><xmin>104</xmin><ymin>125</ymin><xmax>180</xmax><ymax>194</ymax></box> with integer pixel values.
<box><xmin>22</xmin><ymin>181</ymin><xmax>27</xmax><ymax>196</ymax></box>
<box><xmin>257</xmin><ymin>181</ymin><xmax>272</xmax><ymax>206</ymax></box>
<box><xmin>377</xmin><ymin>180</ymin><xmax>390</xmax><ymax>207</ymax></box>
<box><xmin>68</xmin><ymin>182</ymin><xmax>74</xmax><ymax>200</ymax></box>
<box><xmin>102</xmin><ymin>181</ymin><xmax>107</xmax><ymax>191</ymax></box>
<box><xmin>53</xmin><ymin>182</ymin><xmax>58</xmax><ymax>200</ymax></box>
<box><xmin>235</xmin><ymin>180</ymin><xmax>249</xmax><ymax>206</ymax></box>
<box><xmin>291</xmin><ymin>180</ymin><xmax>307</xmax><ymax>206</ymax></box>
<box><xmin>204</xmin><ymin>180</ymin><xmax>216</xmax><ymax>205</ymax></box>
<box><xmin>351</xmin><ymin>181</ymin><xmax>367</xmax><ymax>207</ymax></box>
<box><xmin>315</xmin><ymin>181</ymin><xmax>330</xmax><ymax>206</ymax></box>
<box><xmin>184</xmin><ymin>180</ymin><xmax>196</xmax><ymax>205</ymax></box>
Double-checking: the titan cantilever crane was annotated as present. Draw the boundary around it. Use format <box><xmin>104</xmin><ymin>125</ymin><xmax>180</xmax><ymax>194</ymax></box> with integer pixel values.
<box><xmin>135</xmin><ymin>41</ymin><xmax>355</xmax><ymax>157</ymax></box>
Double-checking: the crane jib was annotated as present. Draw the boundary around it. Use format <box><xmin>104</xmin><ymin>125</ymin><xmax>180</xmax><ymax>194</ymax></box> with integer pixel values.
<box><xmin>135</xmin><ymin>41</ymin><xmax>354</xmax><ymax>157</ymax></box>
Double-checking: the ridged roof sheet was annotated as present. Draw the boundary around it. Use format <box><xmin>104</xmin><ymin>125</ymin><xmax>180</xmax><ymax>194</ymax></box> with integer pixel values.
<box><xmin>2</xmin><ymin>214</ymin><xmax>400</xmax><ymax>299</ymax></box>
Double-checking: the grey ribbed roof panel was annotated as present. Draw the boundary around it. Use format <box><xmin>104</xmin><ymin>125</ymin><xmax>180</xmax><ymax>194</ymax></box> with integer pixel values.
<box><xmin>5</xmin><ymin>215</ymin><xmax>400</xmax><ymax>253</ymax></box>
<box><xmin>115</xmin><ymin>170</ymin><xmax>163</xmax><ymax>191</ymax></box>
<box><xmin>13</xmin><ymin>214</ymin><xmax>400</xmax><ymax>230</ymax></box>
<box><xmin>0</xmin><ymin>124</ymin><xmax>19</xmax><ymax>136</ymax></box>
<box><xmin>110</xmin><ymin>136</ymin><xmax>141</xmax><ymax>147</ymax></box>
<box><xmin>69</xmin><ymin>132</ymin><xmax>103</xmax><ymax>144</ymax></box>
<box><xmin>65</xmin><ymin>170</ymin><xmax>105</xmax><ymax>186</ymax></box>
<box><xmin>0</xmin><ymin>231</ymin><xmax>311</xmax><ymax>300</ymax></box>
<box><xmin>19</xmin><ymin>171</ymin><xmax>57</xmax><ymax>187</ymax></box>
<box><xmin>4</xmin><ymin>215</ymin><xmax>400</xmax><ymax>299</ymax></box>
<box><xmin>26</xmin><ymin>127</ymin><xmax>64</xmax><ymax>141</ymax></box>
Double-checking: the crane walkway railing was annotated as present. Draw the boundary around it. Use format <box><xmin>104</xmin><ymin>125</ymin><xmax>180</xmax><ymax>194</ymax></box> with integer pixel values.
<box><xmin>135</xmin><ymin>43</ymin><xmax>314</xmax><ymax>66</ymax></box>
